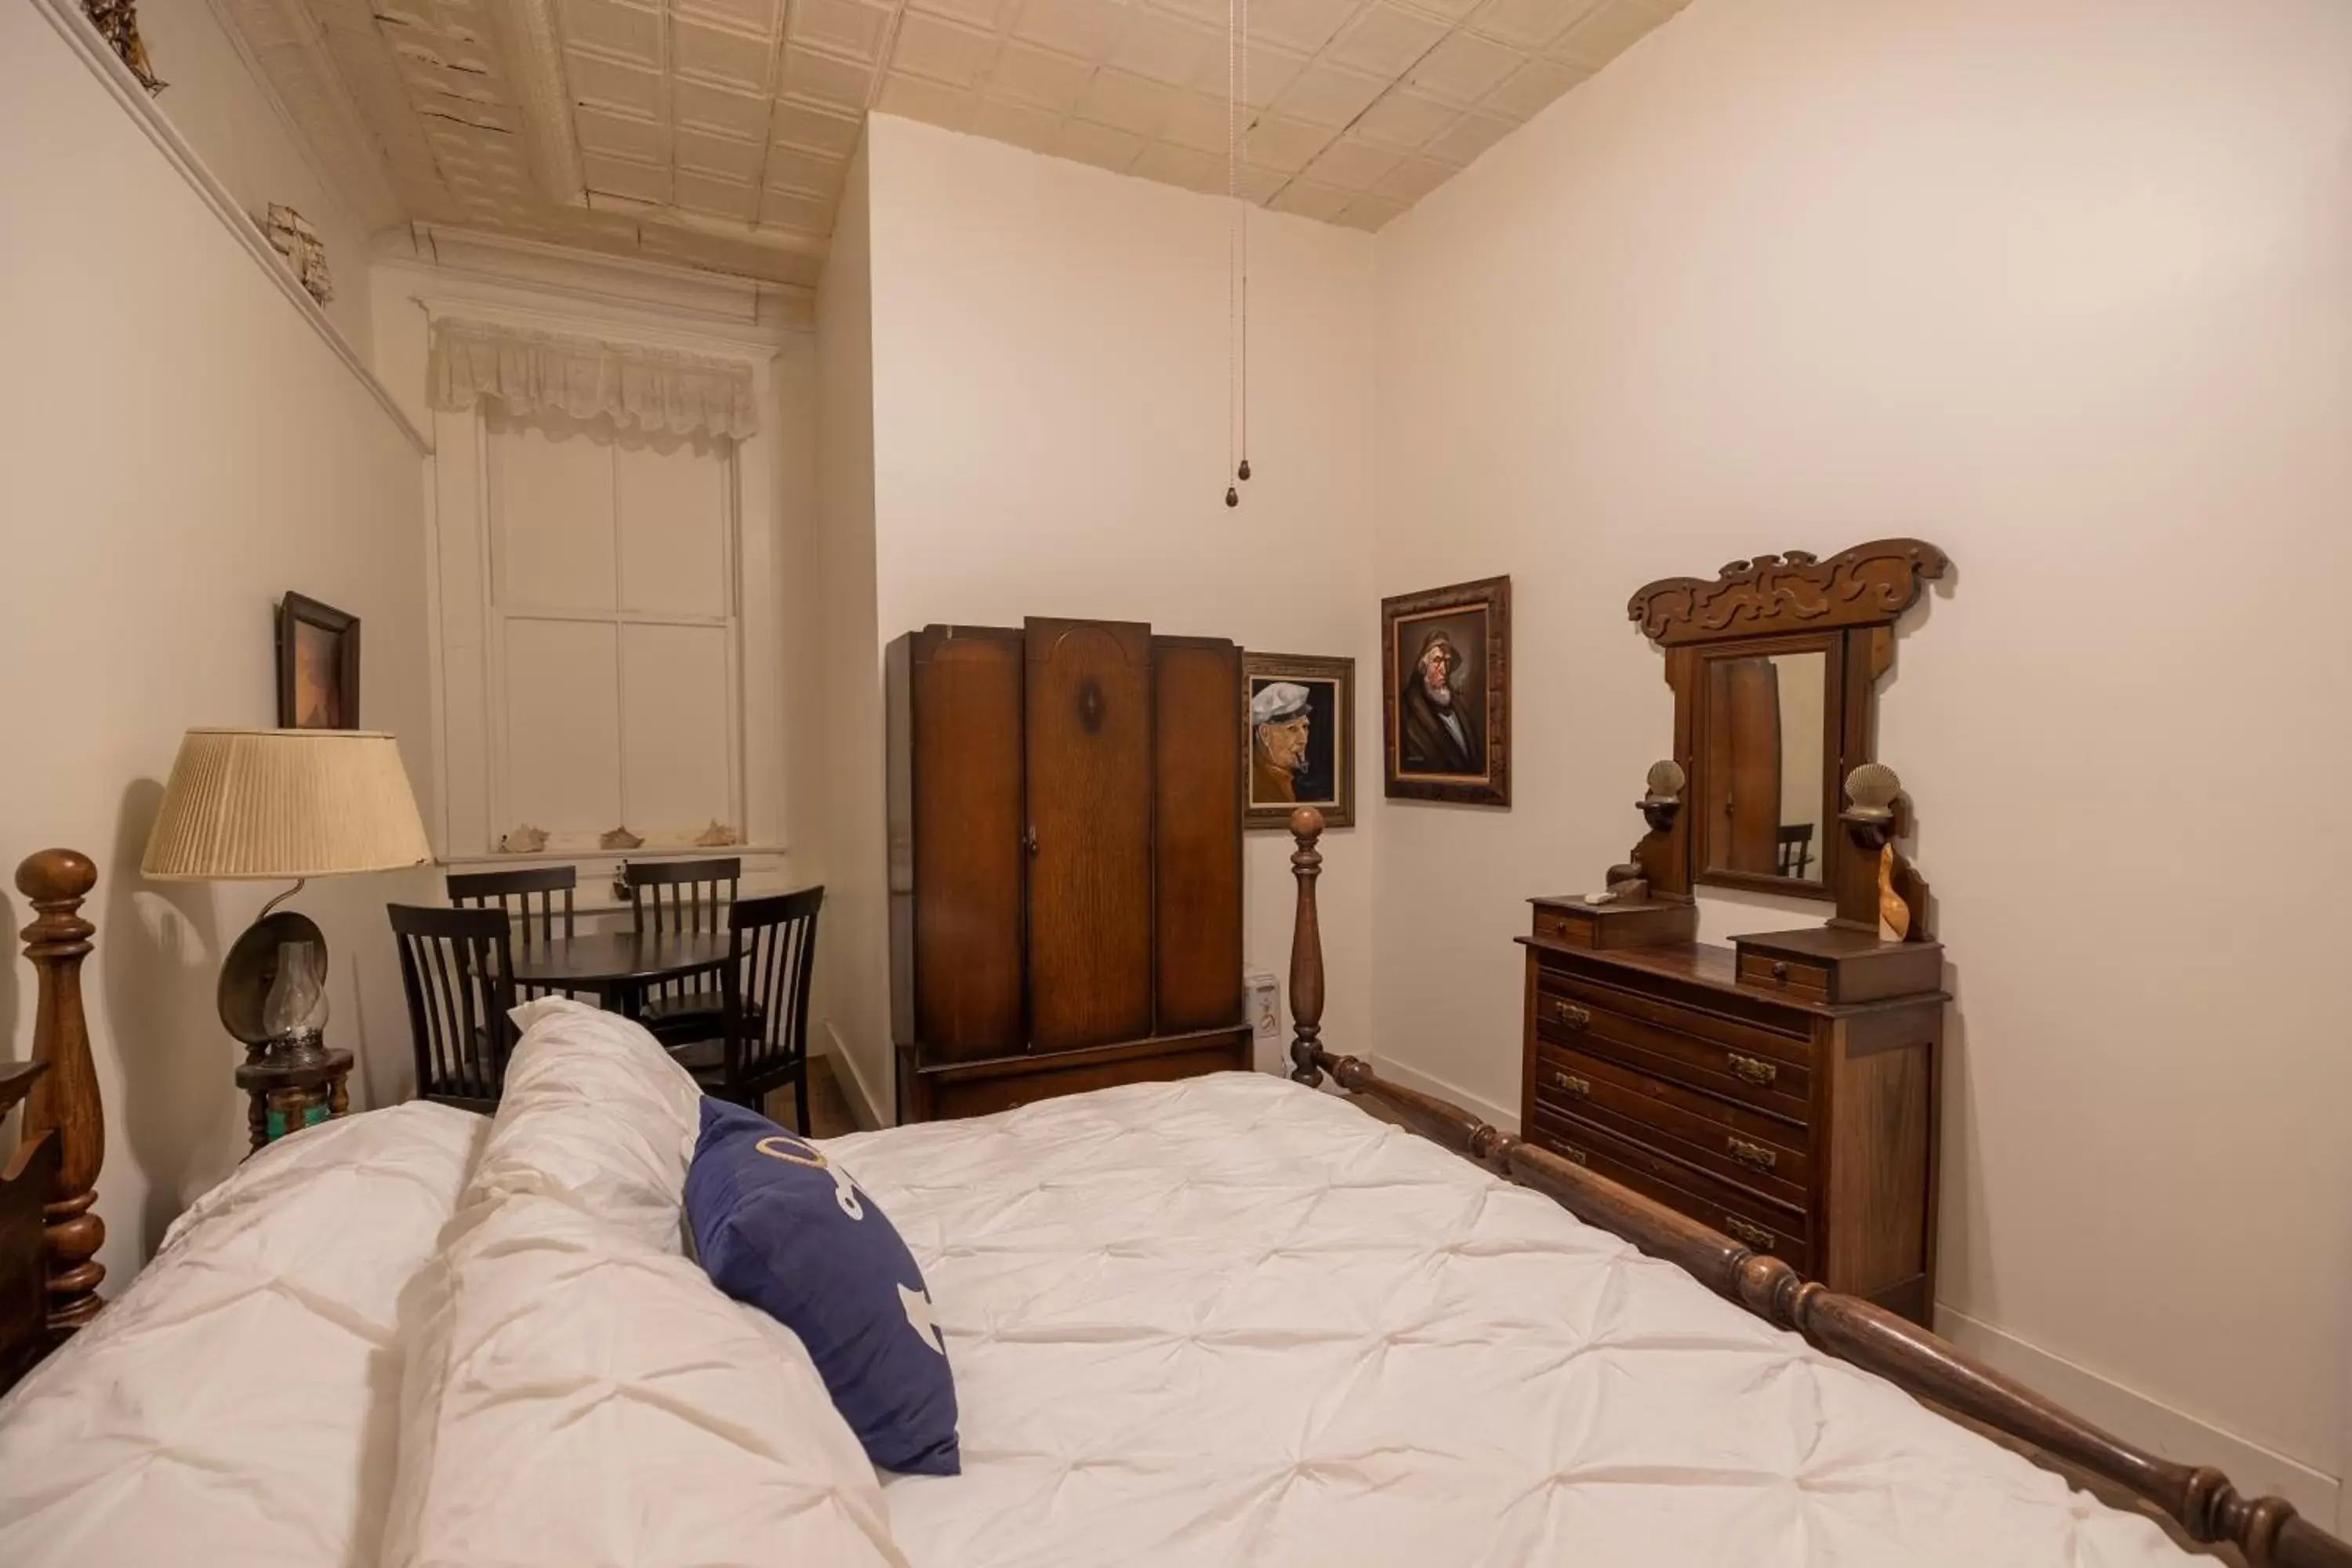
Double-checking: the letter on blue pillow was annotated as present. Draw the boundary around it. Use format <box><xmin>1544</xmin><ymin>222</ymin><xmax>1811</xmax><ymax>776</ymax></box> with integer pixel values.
<box><xmin>685</xmin><ymin>1098</ymin><xmax>960</xmax><ymax>1475</ymax></box>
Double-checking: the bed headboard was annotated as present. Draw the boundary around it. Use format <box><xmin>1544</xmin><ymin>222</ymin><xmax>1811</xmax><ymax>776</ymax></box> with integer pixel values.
<box><xmin>1279</xmin><ymin>806</ymin><xmax>2350</xmax><ymax>1568</ymax></box>
<box><xmin>5</xmin><ymin>849</ymin><xmax>107</xmax><ymax>1390</ymax></box>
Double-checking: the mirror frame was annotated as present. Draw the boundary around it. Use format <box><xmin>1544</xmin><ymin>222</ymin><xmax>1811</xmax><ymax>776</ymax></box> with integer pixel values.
<box><xmin>1626</xmin><ymin>539</ymin><xmax>1950</xmax><ymax>906</ymax></box>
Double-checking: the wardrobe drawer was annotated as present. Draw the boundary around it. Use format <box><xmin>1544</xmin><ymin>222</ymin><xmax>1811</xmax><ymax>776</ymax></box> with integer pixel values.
<box><xmin>1526</xmin><ymin>1106</ymin><xmax>1810</xmax><ymax>1273</ymax></box>
<box><xmin>1534</xmin><ymin>1043</ymin><xmax>1809</xmax><ymax>1202</ymax></box>
<box><xmin>1737</xmin><ymin>952</ymin><xmax>1830</xmax><ymax>1002</ymax></box>
<box><xmin>1534</xmin><ymin>989</ymin><xmax>1811</xmax><ymax>1123</ymax></box>
<box><xmin>927</xmin><ymin>1040</ymin><xmax>1243</xmax><ymax>1120</ymax></box>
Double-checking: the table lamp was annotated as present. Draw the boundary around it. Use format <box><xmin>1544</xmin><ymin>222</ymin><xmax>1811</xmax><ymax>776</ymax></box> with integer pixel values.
<box><xmin>141</xmin><ymin>729</ymin><xmax>430</xmax><ymax>1098</ymax></box>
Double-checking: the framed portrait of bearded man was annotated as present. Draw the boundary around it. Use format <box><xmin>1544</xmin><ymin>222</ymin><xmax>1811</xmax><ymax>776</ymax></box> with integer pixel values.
<box><xmin>1382</xmin><ymin>575</ymin><xmax>1511</xmax><ymax>807</ymax></box>
<box><xmin>1241</xmin><ymin>652</ymin><xmax>1355</xmax><ymax>829</ymax></box>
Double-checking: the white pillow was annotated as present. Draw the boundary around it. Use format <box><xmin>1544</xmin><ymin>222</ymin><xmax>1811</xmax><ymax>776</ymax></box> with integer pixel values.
<box><xmin>0</xmin><ymin>1102</ymin><xmax>488</xmax><ymax>1568</ymax></box>
<box><xmin>463</xmin><ymin>996</ymin><xmax>704</xmax><ymax>1252</ymax></box>
<box><xmin>379</xmin><ymin>1192</ymin><xmax>908</xmax><ymax>1568</ymax></box>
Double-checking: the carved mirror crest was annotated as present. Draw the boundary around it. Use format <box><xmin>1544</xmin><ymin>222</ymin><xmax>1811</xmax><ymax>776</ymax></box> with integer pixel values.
<box><xmin>1626</xmin><ymin>539</ymin><xmax>1949</xmax><ymax>903</ymax></box>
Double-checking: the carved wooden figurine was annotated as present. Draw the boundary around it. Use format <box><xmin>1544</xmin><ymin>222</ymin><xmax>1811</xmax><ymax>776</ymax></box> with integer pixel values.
<box><xmin>16</xmin><ymin>849</ymin><xmax>105</xmax><ymax>1334</ymax></box>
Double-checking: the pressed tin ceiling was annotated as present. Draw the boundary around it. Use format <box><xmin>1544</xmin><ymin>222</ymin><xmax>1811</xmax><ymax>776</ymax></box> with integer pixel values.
<box><xmin>220</xmin><ymin>0</ymin><xmax>1685</xmax><ymax>286</ymax></box>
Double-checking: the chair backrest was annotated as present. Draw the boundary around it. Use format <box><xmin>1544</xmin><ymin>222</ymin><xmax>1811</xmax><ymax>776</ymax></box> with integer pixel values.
<box><xmin>448</xmin><ymin>864</ymin><xmax>576</xmax><ymax>946</ymax></box>
<box><xmin>720</xmin><ymin>887</ymin><xmax>823</xmax><ymax>1094</ymax></box>
<box><xmin>389</xmin><ymin>903</ymin><xmax>518</xmax><ymax>1111</ymax></box>
<box><xmin>626</xmin><ymin>858</ymin><xmax>741</xmax><ymax>1009</ymax></box>
<box><xmin>1776</xmin><ymin>823</ymin><xmax>1815</xmax><ymax>879</ymax></box>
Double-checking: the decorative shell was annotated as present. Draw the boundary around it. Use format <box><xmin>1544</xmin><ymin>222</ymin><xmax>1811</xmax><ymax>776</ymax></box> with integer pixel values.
<box><xmin>1845</xmin><ymin>761</ymin><xmax>1902</xmax><ymax>821</ymax></box>
<box><xmin>693</xmin><ymin>821</ymin><xmax>739</xmax><ymax>848</ymax></box>
<box><xmin>499</xmin><ymin>824</ymin><xmax>548</xmax><ymax>854</ymax></box>
<box><xmin>600</xmin><ymin>826</ymin><xmax>644</xmax><ymax>851</ymax></box>
<box><xmin>1643</xmin><ymin>759</ymin><xmax>1686</xmax><ymax>802</ymax></box>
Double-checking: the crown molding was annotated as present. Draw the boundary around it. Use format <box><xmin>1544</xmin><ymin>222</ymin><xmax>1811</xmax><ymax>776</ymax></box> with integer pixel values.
<box><xmin>395</xmin><ymin>225</ymin><xmax>816</xmax><ymax>332</ymax></box>
<box><xmin>33</xmin><ymin>0</ymin><xmax>430</xmax><ymax>455</ymax></box>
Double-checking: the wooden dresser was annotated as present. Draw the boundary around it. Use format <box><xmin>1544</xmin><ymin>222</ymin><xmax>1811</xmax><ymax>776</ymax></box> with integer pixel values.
<box><xmin>1519</xmin><ymin>902</ymin><xmax>1944</xmax><ymax>1323</ymax></box>
<box><xmin>1516</xmin><ymin>540</ymin><xmax>1955</xmax><ymax>1326</ymax></box>
<box><xmin>887</xmin><ymin>618</ymin><xmax>1250</xmax><ymax>1121</ymax></box>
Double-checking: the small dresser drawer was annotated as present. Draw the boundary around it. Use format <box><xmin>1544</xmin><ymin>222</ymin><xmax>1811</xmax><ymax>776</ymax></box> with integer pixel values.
<box><xmin>1527</xmin><ymin>1106</ymin><xmax>1810</xmax><ymax>1272</ymax></box>
<box><xmin>1737</xmin><ymin>952</ymin><xmax>1829</xmax><ymax>1001</ymax></box>
<box><xmin>1534</xmin><ymin>1042</ymin><xmax>1809</xmax><ymax>1203</ymax></box>
<box><xmin>1534</xmin><ymin>982</ymin><xmax>1812</xmax><ymax>1123</ymax></box>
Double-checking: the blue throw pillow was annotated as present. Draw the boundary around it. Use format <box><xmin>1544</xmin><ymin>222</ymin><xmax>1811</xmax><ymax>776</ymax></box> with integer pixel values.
<box><xmin>685</xmin><ymin>1098</ymin><xmax>960</xmax><ymax>1475</ymax></box>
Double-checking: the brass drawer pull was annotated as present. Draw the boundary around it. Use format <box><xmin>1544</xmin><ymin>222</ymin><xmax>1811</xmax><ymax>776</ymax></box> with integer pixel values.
<box><xmin>1726</xmin><ymin>1136</ymin><xmax>1777</xmax><ymax>1171</ymax></box>
<box><xmin>1722</xmin><ymin>1215</ymin><xmax>1777</xmax><ymax>1250</ymax></box>
<box><xmin>1548</xmin><ymin>1139</ymin><xmax>1589</xmax><ymax>1167</ymax></box>
<box><xmin>1549</xmin><ymin>1000</ymin><xmax>1591</xmax><ymax>1029</ymax></box>
<box><xmin>1548</xmin><ymin>1070</ymin><xmax>1590</xmax><ymax>1098</ymax></box>
<box><xmin>1726</xmin><ymin>1052</ymin><xmax>1777</xmax><ymax>1087</ymax></box>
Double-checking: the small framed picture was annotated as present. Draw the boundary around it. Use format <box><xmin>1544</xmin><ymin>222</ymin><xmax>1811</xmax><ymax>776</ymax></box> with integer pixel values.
<box><xmin>1243</xmin><ymin>653</ymin><xmax>1355</xmax><ymax>830</ymax></box>
<box><xmin>1383</xmin><ymin>575</ymin><xmax>1510</xmax><ymax>807</ymax></box>
<box><xmin>277</xmin><ymin>592</ymin><xmax>360</xmax><ymax>730</ymax></box>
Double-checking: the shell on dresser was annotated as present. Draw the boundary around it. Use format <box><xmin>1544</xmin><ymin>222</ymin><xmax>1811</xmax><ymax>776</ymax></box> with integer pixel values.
<box><xmin>1845</xmin><ymin>761</ymin><xmax>1902</xmax><ymax>819</ymax></box>
<box><xmin>1643</xmin><ymin>759</ymin><xmax>1686</xmax><ymax>802</ymax></box>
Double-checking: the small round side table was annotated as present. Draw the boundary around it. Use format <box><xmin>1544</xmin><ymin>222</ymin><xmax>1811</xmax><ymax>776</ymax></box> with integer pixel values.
<box><xmin>234</xmin><ymin>1043</ymin><xmax>354</xmax><ymax>1153</ymax></box>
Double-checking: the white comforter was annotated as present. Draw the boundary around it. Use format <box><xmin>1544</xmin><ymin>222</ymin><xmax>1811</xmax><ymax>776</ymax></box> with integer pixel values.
<box><xmin>0</xmin><ymin>1035</ymin><xmax>2198</xmax><ymax>1568</ymax></box>
<box><xmin>833</xmin><ymin>1073</ymin><xmax>2194</xmax><ymax>1568</ymax></box>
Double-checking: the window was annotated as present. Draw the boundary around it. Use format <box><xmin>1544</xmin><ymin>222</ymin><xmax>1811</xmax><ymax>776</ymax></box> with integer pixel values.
<box><xmin>482</xmin><ymin>409</ymin><xmax>742</xmax><ymax>854</ymax></box>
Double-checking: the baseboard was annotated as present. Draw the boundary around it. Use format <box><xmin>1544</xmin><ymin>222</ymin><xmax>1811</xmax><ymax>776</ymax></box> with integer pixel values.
<box><xmin>1365</xmin><ymin>1054</ymin><xmax>1520</xmax><ymax>1134</ymax></box>
<box><xmin>820</xmin><ymin>1021</ymin><xmax>887</xmax><ymax>1131</ymax></box>
<box><xmin>1934</xmin><ymin>1304</ymin><xmax>2340</xmax><ymax>1523</ymax></box>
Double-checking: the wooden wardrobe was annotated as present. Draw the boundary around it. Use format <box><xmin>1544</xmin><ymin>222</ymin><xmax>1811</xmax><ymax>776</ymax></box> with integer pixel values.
<box><xmin>887</xmin><ymin>618</ymin><xmax>1250</xmax><ymax>1121</ymax></box>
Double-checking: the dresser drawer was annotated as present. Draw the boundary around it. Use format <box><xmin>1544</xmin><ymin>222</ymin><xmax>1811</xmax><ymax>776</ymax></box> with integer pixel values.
<box><xmin>1737</xmin><ymin>952</ymin><xmax>1829</xmax><ymax>1002</ymax></box>
<box><xmin>1533</xmin><ymin>985</ymin><xmax>1811</xmax><ymax>1123</ymax></box>
<box><xmin>1527</xmin><ymin>1106</ymin><xmax>1810</xmax><ymax>1272</ymax></box>
<box><xmin>1534</xmin><ymin>1042</ymin><xmax>1809</xmax><ymax>1203</ymax></box>
<box><xmin>1537</xmin><ymin>966</ymin><xmax>1809</xmax><ymax>1054</ymax></box>
<box><xmin>926</xmin><ymin>1040</ymin><xmax>1243</xmax><ymax>1120</ymax></box>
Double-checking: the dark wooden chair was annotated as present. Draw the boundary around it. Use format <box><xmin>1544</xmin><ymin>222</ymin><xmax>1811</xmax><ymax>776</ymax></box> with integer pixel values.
<box><xmin>389</xmin><ymin>904</ymin><xmax>518</xmax><ymax>1112</ymax></box>
<box><xmin>1776</xmin><ymin>823</ymin><xmax>1815</xmax><ymax>878</ymax></box>
<box><xmin>624</xmin><ymin>857</ymin><xmax>741</xmax><ymax>1043</ymax></box>
<box><xmin>448</xmin><ymin>865</ymin><xmax>576</xmax><ymax>1000</ymax></box>
<box><xmin>666</xmin><ymin>887</ymin><xmax>822</xmax><ymax>1132</ymax></box>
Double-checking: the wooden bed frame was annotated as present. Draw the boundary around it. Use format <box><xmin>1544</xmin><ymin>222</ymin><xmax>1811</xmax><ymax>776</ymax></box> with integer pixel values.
<box><xmin>1279</xmin><ymin>808</ymin><xmax>2348</xmax><ymax>1568</ymax></box>
<box><xmin>3</xmin><ymin>851</ymin><xmax>107</xmax><ymax>1395</ymax></box>
<box><xmin>5</xmin><ymin>833</ymin><xmax>2347</xmax><ymax>1566</ymax></box>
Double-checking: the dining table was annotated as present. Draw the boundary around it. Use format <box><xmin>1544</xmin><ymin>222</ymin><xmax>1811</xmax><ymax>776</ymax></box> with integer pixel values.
<box><xmin>505</xmin><ymin>928</ymin><xmax>733</xmax><ymax>1021</ymax></box>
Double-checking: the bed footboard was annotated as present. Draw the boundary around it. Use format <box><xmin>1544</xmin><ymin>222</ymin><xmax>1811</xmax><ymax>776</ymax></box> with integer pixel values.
<box><xmin>1280</xmin><ymin>807</ymin><xmax>2348</xmax><ymax>1568</ymax></box>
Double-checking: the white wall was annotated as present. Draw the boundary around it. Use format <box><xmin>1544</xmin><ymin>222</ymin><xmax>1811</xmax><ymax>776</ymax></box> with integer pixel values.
<box><xmin>814</xmin><ymin>136</ymin><xmax>887</xmax><ymax>1124</ymax></box>
<box><xmin>826</xmin><ymin>114</ymin><xmax>1381</xmax><ymax>1116</ymax></box>
<box><xmin>0</xmin><ymin>5</ymin><xmax>432</xmax><ymax>1276</ymax></box>
<box><xmin>136</xmin><ymin>0</ymin><xmax>378</xmax><ymax>355</ymax></box>
<box><xmin>1374</xmin><ymin>0</ymin><xmax>2352</xmax><ymax>1501</ymax></box>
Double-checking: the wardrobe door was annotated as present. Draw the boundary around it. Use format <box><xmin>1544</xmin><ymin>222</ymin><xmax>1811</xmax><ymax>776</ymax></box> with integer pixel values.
<box><xmin>1025</xmin><ymin>618</ymin><xmax>1155</xmax><ymax>1051</ymax></box>
<box><xmin>910</xmin><ymin>626</ymin><xmax>1026</xmax><ymax>1060</ymax></box>
<box><xmin>1152</xmin><ymin>637</ymin><xmax>1243</xmax><ymax>1033</ymax></box>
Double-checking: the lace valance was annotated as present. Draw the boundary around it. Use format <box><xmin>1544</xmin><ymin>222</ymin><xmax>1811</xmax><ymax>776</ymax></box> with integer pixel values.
<box><xmin>426</xmin><ymin>318</ymin><xmax>758</xmax><ymax>441</ymax></box>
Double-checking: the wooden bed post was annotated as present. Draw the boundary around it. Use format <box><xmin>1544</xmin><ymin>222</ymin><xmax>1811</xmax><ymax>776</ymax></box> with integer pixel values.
<box><xmin>16</xmin><ymin>849</ymin><xmax>104</xmax><ymax>1335</ymax></box>
<box><xmin>1286</xmin><ymin>808</ymin><xmax>1325</xmax><ymax>1087</ymax></box>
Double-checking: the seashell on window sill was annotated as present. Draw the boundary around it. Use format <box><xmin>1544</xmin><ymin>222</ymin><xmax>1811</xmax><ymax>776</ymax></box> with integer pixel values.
<box><xmin>600</xmin><ymin>826</ymin><xmax>644</xmax><ymax>851</ymax></box>
<box><xmin>499</xmin><ymin>824</ymin><xmax>548</xmax><ymax>854</ymax></box>
<box><xmin>693</xmin><ymin>821</ymin><xmax>739</xmax><ymax>847</ymax></box>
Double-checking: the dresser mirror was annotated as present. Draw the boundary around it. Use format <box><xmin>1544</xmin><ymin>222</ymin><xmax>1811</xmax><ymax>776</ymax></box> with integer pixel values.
<box><xmin>1696</xmin><ymin>641</ymin><xmax>1838</xmax><ymax>891</ymax></box>
<box><xmin>1626</xmin><ymin>539</ymin><xmax>1951</xmax><ymax>909</ymax></box>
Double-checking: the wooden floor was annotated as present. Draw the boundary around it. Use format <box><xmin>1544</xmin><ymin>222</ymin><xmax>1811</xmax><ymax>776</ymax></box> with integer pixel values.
<box><xmin>757</xmin><ymin>1052</ymin><xmax>858</xmax><ymax>1138</ymax></box>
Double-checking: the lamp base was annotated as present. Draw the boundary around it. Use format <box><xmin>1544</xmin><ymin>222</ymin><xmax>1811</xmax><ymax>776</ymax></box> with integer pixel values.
<box><xmin>233</xmin><ymin>1039</ymin><xmax>352</xmax><ymax>1154</ymax></box>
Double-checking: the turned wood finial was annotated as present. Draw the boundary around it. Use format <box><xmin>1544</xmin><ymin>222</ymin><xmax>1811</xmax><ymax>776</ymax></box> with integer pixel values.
<box><xmin>16</xmin><ymin>849</ymin><xmax>104</xmax><ymax>1335</ymax></box>
<box><xmin>1287</xmin><ymin>807</ymin><xmax>1326</xmax><ymax>1086</ymax></box>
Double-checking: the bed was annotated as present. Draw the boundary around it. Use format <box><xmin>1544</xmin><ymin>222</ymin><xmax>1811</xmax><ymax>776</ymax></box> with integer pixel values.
<box><xmin>0</xmin><ymin>840</ymin><xmax>2342</xmax><ymax>1566</ymax></box>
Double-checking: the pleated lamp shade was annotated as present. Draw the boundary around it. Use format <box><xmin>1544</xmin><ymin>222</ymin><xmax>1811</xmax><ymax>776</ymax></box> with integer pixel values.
<box><xmin>143</xmin><ymin>728</ymin><xmax>432</xmax><ymax>880</ymax></box>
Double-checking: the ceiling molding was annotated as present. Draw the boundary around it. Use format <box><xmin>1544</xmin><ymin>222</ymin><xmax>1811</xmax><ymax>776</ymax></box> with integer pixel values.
<box><xmin>208</xmin><ymin>0</ymin><xmax>404</xmax><ymax>232</ymax></box>
<box><xmin>399</xmin><ymin>225</ymin><xmax>815</xmax><ymax>332</ymax></box>
<box><xmin>31</xmin><ymin>0</ymin><xmax>429</xmax><ymax>453</ymax></box>
<box><xmin>492</xmin><ymin>0</ymin><xmax>586</xmax><ymax>208</ymax></box>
